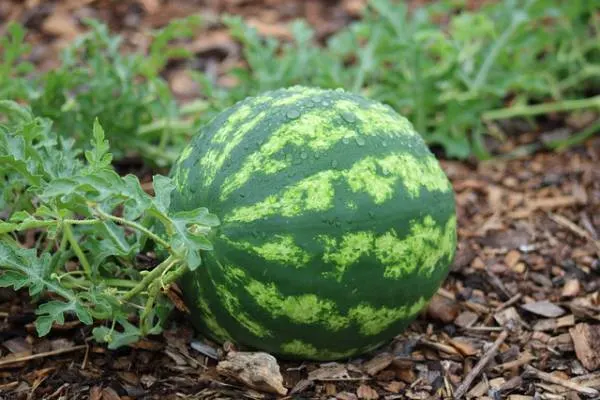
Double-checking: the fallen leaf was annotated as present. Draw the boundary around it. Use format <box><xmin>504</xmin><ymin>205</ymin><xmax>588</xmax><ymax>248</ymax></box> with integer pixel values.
<box><xmin>216</xmin><ymin>351</ymin><xmax>287</xmax><ymax>395</ymax></box>
<box><xmin>521</xmin><ymin>300</ymin><xmax>566</xmax><ymax>318</ymax></box>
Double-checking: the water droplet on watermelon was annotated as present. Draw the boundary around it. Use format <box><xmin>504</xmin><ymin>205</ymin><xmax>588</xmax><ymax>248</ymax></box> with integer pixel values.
<box><xmin>382</xmin><ymin>167</ymin><xmax>390</xmax><ymax>176</ymax></box>
<box><xmin>381</xmin><ymin>140</ymin><xmax>388</xmax><ymax>148</ymax></box>
<box><xmin>313</xmin><ymin>152</ymin><xmax>320</xmax><ymax>159</ymax></box>
<box><xmin>355</xmin><ymin>137</ymin><xmax>366</xmax><ymax>146</ymax></box>
<box><xmin>331</xmin><ymin>160</ymin><xmax>338</xmax><ymax>168</ymax></box>
<box><xmin>285</xmin><ymin>153</ymin><xmax>293</xmax><ymax>162</ymax></box>
<box><xmin>300</xmin><ymin>152</ymin><xmax>308</xmax><ymax>160</ymax></box>
<box><xmin>341</xmin><ymin>111</ymin><xmax>356</xmax><ymax>123</ymax></box>
<box><xmin>286</xmin><ymin>109</ymin><xmax>301</xmax><ymax>120</ymax></box>
<box><xmin>342</xmin><ymin>137</ymin><xmax>350</xmax><ymax>145</ymax></box>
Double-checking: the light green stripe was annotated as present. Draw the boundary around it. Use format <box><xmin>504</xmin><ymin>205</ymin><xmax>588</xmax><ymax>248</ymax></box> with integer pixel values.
<box><xmin>199</xmin><ymin>107</ymin><xmax>269</xmax><ymax>187</ymax></box>
<box><xmin>247</xmin><ymin>278</ymin><xmax>350</xmax><ymax>331</ymax></box>
<box><xmin>224</xmin><ymin>152</ymin><xmax>450</xmax><ymax>224</ymax></box>
<box><xmin>319</xmin><ymin>232</ymin><xmax>374</xmax><ymax>281</ymax></box>
<box><xmin>225</xmin><ymin>170</ymin><xmax>337</xmax><ymax>222</ymax></box>
<box><xmin>195</xmin><ymin>292</ymin><xmax>233</xmax><ymax>342</ymax></box>
<box><xmin>215</xmin><ymin>283</ymin><xmax>271</xmax><ymax>337</ymax></box>
<box><xmin>270</xmin><ymin>87</ymin><xmax>325</xmax><ymax>107</ymax></box>
<box><xmin>377</xmin><ymin>215</ymin><xmax>456</xmax><ymax>279</ymax></box>
<box><xmin>334</xmin><ymin>99</ymin><xmax>416</xmax><ymax>136</ymax></box>
<box><xmin>317</xmin><ymin>215</ymin><xmax>454</xmax><ymax>281</ymax></box>
<box><xmin>219</xmin><ymin>110</ymin><xmax>356</xmax><ymax>201</ymax></box>
<box><xmin>280</xmin><ymin>339</ymin><xmax>359</xmax><ymax>359</ymax></box>
<box><xmin>219</xmin><ymin>99</ymin><xmax>419</xmax><ymax>202</ymax></box>
<box><xmin>223</xmin><ymin>266</ymin><xmax>432</xmax><ymax>336</ymax></box>
<box><xmin>221</xmin><ymin>234</ymin><xmax>311</xmax><ymax>267</ymax></box>
<box><xmin>348</xmin><ymin>297</ymin><xmax>427</xmax><ymax>336</ymax></box>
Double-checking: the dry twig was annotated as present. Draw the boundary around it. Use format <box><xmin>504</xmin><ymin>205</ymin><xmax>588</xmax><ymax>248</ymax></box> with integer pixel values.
<box><xmin>453</xmin><ymin>330</ymin><xmax>509</xmax><ymax>399</ymax></box>
<box><xmin>0</xmin><ymin>345</ymin><xmax>87</xmax><ymax>368</ymax></box>
<box><xmin>524</xmin><ymin>365</ymin><xmax>599</xmax><ymax>397</ymax></box>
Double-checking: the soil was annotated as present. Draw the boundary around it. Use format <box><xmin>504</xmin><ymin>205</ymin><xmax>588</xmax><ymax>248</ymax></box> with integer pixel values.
<box><xmin>1</xmin><ymin>1</ymin><xmax>600</xmax><ymax>399</ymax></box>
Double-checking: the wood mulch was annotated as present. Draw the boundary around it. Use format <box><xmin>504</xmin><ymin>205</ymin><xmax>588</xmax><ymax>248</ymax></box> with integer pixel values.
<box><xmin>1</xmin><ymin>1</ymin><xmax>600</xmax><ymax>399</ymax></box>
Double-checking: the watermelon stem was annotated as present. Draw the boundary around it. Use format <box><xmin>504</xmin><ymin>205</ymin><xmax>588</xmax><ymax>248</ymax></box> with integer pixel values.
<box><xmin>121</xmin><ymin>255</ymin><xmax>177</xmax><ymax>301</ymax></box>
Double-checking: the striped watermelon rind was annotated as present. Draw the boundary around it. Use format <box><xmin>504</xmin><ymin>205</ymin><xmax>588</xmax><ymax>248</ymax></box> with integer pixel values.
<box><xmin>170</xmin><ymin>86</ymin><xmax>456</xmax><ymax>360</ymax></box>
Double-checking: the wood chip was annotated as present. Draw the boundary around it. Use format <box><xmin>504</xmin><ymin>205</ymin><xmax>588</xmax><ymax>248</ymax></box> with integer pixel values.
<box><xmin>494</xmin><ymin>307</ymin><xmax>523</xmax><ymax>327</ymax></box>
<box><xmin>426</xmin><ymin>293</ymin><xmax>460</xmax><ymax>323</ymax></box>
<box><xmin>562</xmin><ymin>279</ymin><xmax>581</xmax><ymax>297</ymax></box>
<box><xmin>504</xmin><ymin>250</ymin><xmax>521</xmax><ymax>268</ymax></box>
<box><xmin>216</xmin><ymin>351</ymin><xmax>287</xmax><ymax>395</ymax></box>
<box><xmin>308</xmin><ymin>363</ymin><xmax>350</xmax><ymax>381</ymax></box>
<box><xmin>382</xmin><ymin>381</ymin><xmax>405</xmax><ymax>393</ymax></box>
<box><xmin>521</xmin><ymin>300</ymin><xmax>566</xmax><ymax>318</ymax></box>
<box><xmin>454</xmin><ymin>311</ymin><xmax>479</xmax><ymax>328</ymax></box>
<box><xmin>363</xmin><ymin>353</ymin><xmax>393</xmax><ymax>376</ymax></box>
<box><xmin>533</xmin><ymin>315</ymin><xmax>575</xmax><ymax>331</ymax></box>
<box><xmin>448</xmin><ymin>337</ymin><xmax>479</xmax><ymax>357</ymax></box>
<box><xmin>569</xmin><ymin>323</ymin><xmax>600</xmax><ymax>371</ymax></box>
<box><xmin>356</xmin><ymin>384</ymin><xmax>379</xmax><ymax>399</ymax></box>
<box><xmin>454</xmin><ymin>330</ymin><xmax>508</xmax><ymax>399</ymax></box>
<box><xmin>337</xmin><ymin>392</ymin><xmax>359</xmax><ymax>400</ymax></box>
<box><xmin>524</xmin><ymin>365</ymin><xmax>599</xmax><ymax>397</ymax></box>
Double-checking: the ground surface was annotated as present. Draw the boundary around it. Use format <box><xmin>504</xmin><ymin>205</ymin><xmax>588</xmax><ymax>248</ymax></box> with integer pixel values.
<box><xmin>1</xmin><ymin>1</ymin><xmax>600</xmax><ymax>399</ymax></box>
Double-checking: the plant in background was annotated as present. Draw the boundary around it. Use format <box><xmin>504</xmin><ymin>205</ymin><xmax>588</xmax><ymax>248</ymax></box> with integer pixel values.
<box><xmin>0</xmin><ymin>16</ymin><xmax>203</xmax><ymax>167</ymax></box>
<box><xmin>197</xmin><ymin>0</ymin><xmax>599</xmax><ymax>158</ymax></box>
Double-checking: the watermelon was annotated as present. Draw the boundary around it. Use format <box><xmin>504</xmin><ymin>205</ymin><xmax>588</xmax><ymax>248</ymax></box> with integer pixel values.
<box><xmin>169</xmin><ymin>86</ymin><xmax>456</xmax><ymax>361</ymax></box>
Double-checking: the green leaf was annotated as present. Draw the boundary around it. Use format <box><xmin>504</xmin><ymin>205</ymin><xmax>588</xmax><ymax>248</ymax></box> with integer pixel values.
<box><xmin>84</xmin><ymin>118</ymin><xmax>113</xmax><ymax>171</ymax></box>
<box><xmin>92</xmin><ymin>318</ymin><xmax>142</xmax><ymax>349</ymax></box>
<box><xmin>35</xmin><ymin>300</ymin><xmax>76</xmax><ymax>336</ymax></box>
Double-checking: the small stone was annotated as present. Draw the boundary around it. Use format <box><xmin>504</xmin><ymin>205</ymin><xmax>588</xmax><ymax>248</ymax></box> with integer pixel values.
<box><xmin>216</xmin><ymin>351</ymin><xmax>287</xmax><ymax>395</ymax></box>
